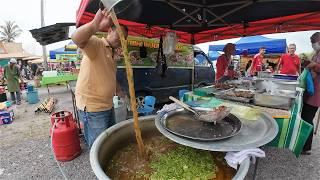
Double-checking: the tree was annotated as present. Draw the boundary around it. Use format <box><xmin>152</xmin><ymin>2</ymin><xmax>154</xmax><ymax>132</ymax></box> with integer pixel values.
<box><xmin>0</xmin><ymin>21</ymin><xmax>22</xmax><ymax>42</ymax></box>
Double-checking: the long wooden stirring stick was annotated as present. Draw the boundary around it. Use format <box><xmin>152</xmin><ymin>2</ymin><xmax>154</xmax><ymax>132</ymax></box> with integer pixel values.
<box><xmin>109</xmin><ymin>9</ymin><xmax>146</xmax><ymax>157</ymax></box>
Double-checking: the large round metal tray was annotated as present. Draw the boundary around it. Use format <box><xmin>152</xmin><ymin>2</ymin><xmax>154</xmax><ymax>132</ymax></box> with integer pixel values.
<box><xmin>161</xmin><ymin>108</ymin><xmax>242</xmax><ymax>141</ymax></box>
<box><xmin>155</xmin><ymin>109</ymin><xmax>278</xmax><ymax>152</ymax></box>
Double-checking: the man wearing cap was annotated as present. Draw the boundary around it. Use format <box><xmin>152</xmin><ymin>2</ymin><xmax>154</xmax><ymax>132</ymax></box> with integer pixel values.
<box><xmin>4</xmin><ymin>58</ymin><xmax>22</xmax><ymax>105</ymax></box>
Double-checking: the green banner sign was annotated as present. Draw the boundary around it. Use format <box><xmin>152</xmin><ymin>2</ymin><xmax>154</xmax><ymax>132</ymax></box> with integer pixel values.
<box><xmin>115</xmin><ymin>36</ymin><xmax>194</xmax><ymax>68</ymax></box>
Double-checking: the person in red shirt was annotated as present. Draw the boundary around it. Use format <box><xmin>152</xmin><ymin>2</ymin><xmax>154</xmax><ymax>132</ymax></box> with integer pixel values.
<box><xmin>277</xmin><ymin>44</ymin><xmax>301</xmax><ymax>75</ymax></box>
<box><xmin>216</xmin><ymin>43</ymin><xmax>236</xmax><ymax>82</ymax></box>
<box><xmin>250</xmin><ymin>47</ymin><xmax>266</xmax><ymax>76</ymax></box>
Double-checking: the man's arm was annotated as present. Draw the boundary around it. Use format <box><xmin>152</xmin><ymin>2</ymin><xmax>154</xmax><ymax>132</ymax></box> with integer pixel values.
<box><xmin>298</xmin><ymin>59</ymin><xmax>301</xmax><ymax>74</ymax></box>
<box><xmin>71</xmin><ymin>9</ymin><xmax>113</xmax><ymax>49</ymax></box>
<box><xmin>71</xmin><ymin>22</ymin><xmax>97</xmax><ymax>49</ymax></box>
<box><xmin>276</xmin><ymin>56</ymin><xmax>283</xmax><ymax>73</ymax></box>
<box><xmin>310</xmin><ymin>63</ymin><xmax>320</xmax><ymax>73</ymax></box>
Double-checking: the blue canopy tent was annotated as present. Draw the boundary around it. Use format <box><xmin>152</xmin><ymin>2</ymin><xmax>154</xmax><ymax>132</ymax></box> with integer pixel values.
<box><xmin>208</xmin><ymin>50</ymin><xmax>221</xmax><ymax>61</ymax></box>
<box><xmin>49</xmin><ymin>47</ymin><xmax>77</xmax><ymax>59</ymax></box>
<box><xmin>49</xmin><ymin>41</ymin><xmax>77</xmax><ymax>59</ymax></box>
<box><xmin>208</xmin><ymin>35</ymin><xmax>287</xmax><ymax>59</ymax></box>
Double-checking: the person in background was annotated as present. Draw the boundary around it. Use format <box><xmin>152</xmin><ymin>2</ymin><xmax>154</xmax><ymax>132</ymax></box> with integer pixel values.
<box><xmin>215</xmin><ymin>43</ymin><xmax>237</xmax><ymax>82</ymax></box>
<box><xmin>300</xmin><ymin>54</ymin><xmax>310</xmax><ymax>72</ymax></box>
<box><xmin>72</xmin><ymin>7</ymin><xmax>128</xmax><ymax>148</ymax></box>
<box><xmin>301</xmin><ymin>32</ymin><xmax>320</xmax><ymax>155</ymax></box>
<box><xmin>29</xmin><ymin>61</ymin><xmax>38</xmax><ymax>78</ymax></box>
<box><xmin>4</xmin><ymin>58</ymin><xmax>23</xmax><ymax>105</ymax></box>
<box><xmin>245</xmin><ymin>60</ymin><xmax>252</xmax><ymax>76</ymax></box>
<box><xmin>250</xmin><ymin>47</ymin><xmax>266</xmax><ymax>76</ymax></box>
<box><xmin>70</xmin><ymin>61</ymin><xmax>76</xmax><ymax>69</ymax></box>
<box><xmin>277</xmin><ymin>44</ymin><xmax>301</xmax><ymax>75</ymax></box>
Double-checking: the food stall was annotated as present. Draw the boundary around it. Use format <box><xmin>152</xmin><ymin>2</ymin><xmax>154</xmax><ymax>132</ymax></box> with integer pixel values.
<box><xmin>74</xmin><ymin>0</ymin><xmax>320</xmax><ymax>179</ymax></box>
<box><xmin>208</xmin><ymin>35</ymin><xmax>287</xmax><ymax>73</ymax></box>
<box><xmin>181</xmin><ymin>77</ymin><xmax>312</xmax><ymax>157</ymax></box>
<box><xmin>40</xmin><ymin>43</ymin><xmax>80</xmax><ymax>93</ymax></box>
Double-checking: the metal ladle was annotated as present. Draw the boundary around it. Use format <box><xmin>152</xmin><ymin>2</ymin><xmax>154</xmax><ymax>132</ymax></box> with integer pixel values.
<box><xmin>169</xmin><ymin>96</ymin><xmax>227</xmax><ymax>124</ymax></box>
<box><xmin>169</xmin><ymin>96</ymin><xmax>201</xmax><ymax>116</ymax></box>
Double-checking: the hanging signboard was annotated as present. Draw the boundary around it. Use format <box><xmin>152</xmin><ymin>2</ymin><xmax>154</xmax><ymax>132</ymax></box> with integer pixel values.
<box><xmin>95</xmin><ymin>33</ymin><xmax>194</xmax><ymax>68</ymax></box>
<box><xmin>55</xmin><ymin>54</ymin><xmax>78</xmax><ymax>62</ymax></box>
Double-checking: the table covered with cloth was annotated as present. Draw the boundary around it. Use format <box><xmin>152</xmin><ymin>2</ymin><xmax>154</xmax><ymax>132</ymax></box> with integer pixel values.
<box><xmin>183</xmin><ymin>88</ymin><xmax>312</xmax><ymax>157</ymax></box>
<box><xmin>41</xmin><ymin>73</ymin><xmax>78</xmax><ymax>86</ymax></box>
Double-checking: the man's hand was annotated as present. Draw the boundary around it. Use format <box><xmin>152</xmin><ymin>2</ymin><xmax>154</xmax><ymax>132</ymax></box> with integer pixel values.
<box><xmin>71</xmin><ymin>8</ymin><xmax>113</xmax><ymax>49</ymax></box>
<box><xmin>92</xmin><ymin>9</ymin><xmax>113</xmax><ymax>32</ymax></box>
<box><xmin>307</xmin><ymin>61</ymin><xmax>317</xmax><ymax>69</ymax></box>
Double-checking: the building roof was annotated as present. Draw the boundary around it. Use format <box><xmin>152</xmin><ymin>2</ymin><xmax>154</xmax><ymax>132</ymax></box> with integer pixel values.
<box><xmin>0</xmin><ymin>42</ymin><xmax>33</xmax><ymax>59</ymax></box>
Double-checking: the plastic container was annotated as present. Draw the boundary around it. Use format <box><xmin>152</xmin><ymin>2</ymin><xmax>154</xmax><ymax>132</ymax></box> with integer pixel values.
<box><xmin>0</xmin><ymin>93</ymin><xmax>7</xmax><ymax>103</ymax></box>
<box><xmin>114</xmin><ymin>100</ymin><xmax>127</xmax><ymax>124</ymax></box>
<box><xmin>113</xmin><ymin>96</ymin><xmax>119</xmax><ymax>108</ymax></box>
<box><xmin>27</xmin><ymin>84</ymin><xmax>34</xmax><ymax>92</ymax></box>
<box><xmin>27</xmin><ymin>90</ymin><xmax>39</xmax><ymax>104</ymax></box>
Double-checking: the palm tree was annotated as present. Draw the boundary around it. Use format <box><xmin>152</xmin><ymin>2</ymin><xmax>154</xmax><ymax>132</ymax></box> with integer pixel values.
<box><xmin>0</xmin><ymin>21</ymin><xmax>22</xmax><ymax>42</ymax></box>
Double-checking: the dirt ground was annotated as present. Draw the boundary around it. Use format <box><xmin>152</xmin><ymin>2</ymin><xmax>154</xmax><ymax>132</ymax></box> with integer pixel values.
<box><xmin>0</xmin><ymin>86</ymin><xmax>73</xmax><ymax>147</ymax></box>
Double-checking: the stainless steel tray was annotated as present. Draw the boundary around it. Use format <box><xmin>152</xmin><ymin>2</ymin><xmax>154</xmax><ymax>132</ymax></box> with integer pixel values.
<box><xmin>155</xmin><ymin>109</ymin><xmax>278</xmax><ymax>152</ymax></box>
<box><xmin>160</xmin><ymin>108</ymin><xmax>242</xmax><ymax>141</ymax></box>
<box><xmin>253</xmin><ymin>92</ymin><xmax>296</xmax><ymax>110</ymax></box>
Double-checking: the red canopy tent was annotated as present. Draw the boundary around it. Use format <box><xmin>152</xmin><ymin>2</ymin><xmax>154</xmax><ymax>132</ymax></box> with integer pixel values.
<box><xmin>76</xmin><ymin>0</ymin><xmax>320</xmax><ymax>44</ymax></box>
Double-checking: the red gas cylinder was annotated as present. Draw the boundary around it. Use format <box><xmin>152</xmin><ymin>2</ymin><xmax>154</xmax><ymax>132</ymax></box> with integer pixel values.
<box><xmin>50</xmin><ymin>111</ymin><xmax>81</xmax><ymax>162</ymax></box>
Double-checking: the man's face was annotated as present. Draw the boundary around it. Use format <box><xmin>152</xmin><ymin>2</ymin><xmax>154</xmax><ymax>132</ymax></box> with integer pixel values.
<box><xmin>288</xmin><ymin>45</ymin><xmax>296</xmax><ymax>55</ymax></box>
<box><xmin>106</xmin><ymin>26</ymin><xmax>128</xmax><ymax>48</ymax></box>
<box><xmin>229</xmin><ymin>45</ymin><xmax>236</xmax><ymax>56</ymax></box>
<box><xmin>311</xmin><ymin>34</ymin><xmax>320</xmax><ymax>51</ymax></box>
<box><xmin>260</xmin><ymin>48</ymin><xmax>266</xmax><ymax>55</ymax></box>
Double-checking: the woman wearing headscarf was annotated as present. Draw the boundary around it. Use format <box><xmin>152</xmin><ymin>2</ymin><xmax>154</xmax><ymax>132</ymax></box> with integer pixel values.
<box><xmin>301</xmin><ymin>32</ymin><xmax>320</xmax><ymax>155</ymax></box>
<box><xmin>215</xmin><ymin>43</ymin><xmax>237</xmax><ymax>83</ymax></box>
<box><xmin>4</xmin><ymin>58</ymin><xmax>22</xmax><ymax>105</ymax></box>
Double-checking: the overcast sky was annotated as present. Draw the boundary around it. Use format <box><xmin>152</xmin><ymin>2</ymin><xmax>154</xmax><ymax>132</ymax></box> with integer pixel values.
<box><xmin>0</xmin><ymin>0</ymin><xmax>80</xmax><ymax>55</ymax></box>
<box><xmin>0</xmin><ymin>0</ymin><xmax>318</xmax><ymax>56</ymax></box>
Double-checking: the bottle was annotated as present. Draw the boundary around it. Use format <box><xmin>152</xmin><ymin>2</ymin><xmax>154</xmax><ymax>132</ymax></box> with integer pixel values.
<box><xmin>113</xmin><ymin>96</ymin><xmax>119</xmax><ymax>108</ymax></box>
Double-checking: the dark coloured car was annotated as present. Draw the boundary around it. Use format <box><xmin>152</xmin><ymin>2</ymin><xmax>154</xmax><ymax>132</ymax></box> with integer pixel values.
<box><xmin>117</xmin><ymin>47</ymin><xmax>215</xmax><ymax>103</ymax></box>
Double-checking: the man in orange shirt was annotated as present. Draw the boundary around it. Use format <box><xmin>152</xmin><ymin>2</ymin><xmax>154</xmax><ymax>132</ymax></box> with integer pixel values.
<box><xmin>250</xmin><ymin>47</ymin><xmax>266</xmax><ymax>76</ymax></box>
<box><xmin>72</xmin><ymin>8</ymin><xmax>128</xmax><ymax>148</ymax></box>
<box><xmin>277</xmin><ymin>44</ymin><xmax>301</xmax><ymax>75</ymax></box>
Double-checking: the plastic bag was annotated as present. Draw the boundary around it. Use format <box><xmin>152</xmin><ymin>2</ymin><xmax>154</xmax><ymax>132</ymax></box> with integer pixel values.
<box><xmin>298</xmin><ymin>68</ymin><xmax>308</xmax><ymax>88</ymax></box>
<box><xmin>163</xmin><ymin>32</ymin><xmax>177</xmax><ymax>55</ymax></box>
<box><xmin>306</xmin><ymin>69</ymin><xmax>315</xmax><ymax>96</ymax></box>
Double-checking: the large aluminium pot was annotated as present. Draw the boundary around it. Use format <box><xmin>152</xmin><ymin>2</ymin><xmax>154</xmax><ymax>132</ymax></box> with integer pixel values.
<box><xmin>90</xmin><ymin>116</ymin><xmax>251</xmax><ymax>180</ymax></box>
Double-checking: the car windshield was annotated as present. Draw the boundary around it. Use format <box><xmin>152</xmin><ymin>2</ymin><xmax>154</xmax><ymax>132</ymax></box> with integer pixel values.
<box><xmin>195</xmin><ymin>53</ymin><xmax>210</xmax><ymax>66</ymax></box>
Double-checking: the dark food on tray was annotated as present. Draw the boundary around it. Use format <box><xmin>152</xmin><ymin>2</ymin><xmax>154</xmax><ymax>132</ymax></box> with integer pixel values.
<box><xmin>214</xmin><ymin>83</ymin><xmax>237</xmax><ymax>90</ymax></box>
<box><xmin>226</xmin><ymin>90</ymin><xmax>254</xmax><ymax>98</ymax></box>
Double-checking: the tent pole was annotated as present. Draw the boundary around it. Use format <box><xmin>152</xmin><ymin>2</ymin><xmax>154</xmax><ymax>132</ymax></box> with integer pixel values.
<box><xmin>41</xmin><ymin>0</ymin><xmax>48</xmax><ymax>70</ymax></box>
<box><xmin>191</xmin><ymin>34</ymin><xmax>195</xmax><ymax>91</ymax></box>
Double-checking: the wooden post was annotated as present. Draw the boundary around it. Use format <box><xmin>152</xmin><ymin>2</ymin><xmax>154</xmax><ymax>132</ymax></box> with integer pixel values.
<box><xmin>109</xmin><ymin>10</ymin><xmax>146</xmax><ymax>157</ymax></box>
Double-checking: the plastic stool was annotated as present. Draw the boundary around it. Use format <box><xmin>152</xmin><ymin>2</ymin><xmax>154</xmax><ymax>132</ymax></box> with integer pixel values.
<box><xmin>179</xmin><ymin>89</ymin><xmax>190</xmax><ymax>101</ymax></box>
